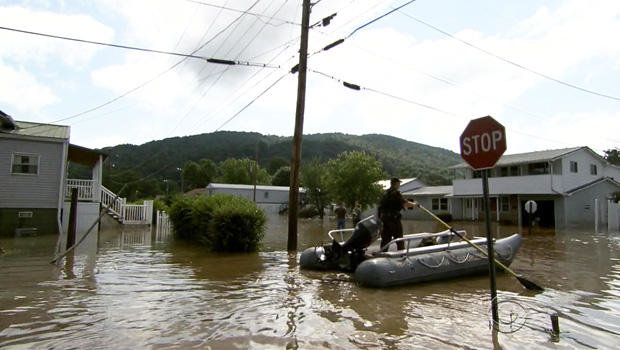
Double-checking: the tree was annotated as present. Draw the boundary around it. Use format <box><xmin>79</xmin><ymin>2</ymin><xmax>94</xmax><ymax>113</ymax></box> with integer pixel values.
<box><xmin>325</xmin><ymin>151</ymin><xmax>386</xmax><ymax>211</ymax></box>
<box><xmin>182</xmin><ymin>161</ymin><xmax>201</xmax><ymax>190</ymax></box>
<box><xmin>198</xmin><ymin>159</ymin><xmax>218</xmax><ymax>186</ymax></box>
<box><xmin>268</xmin><ymin>157</ymin><xmax>289</xmax><ymax>174</ymax></box>
<box><xmin>272</xmin><ymin>166</ymin><xmax>291</xmax><ymax>186</ymax></box>
<box><xmin>300</xmin><ymin>159</ymin><xmax>330</xmax><ymax>219</ymax></box>
<box><xmin>604</xmin><ymin>148</ymin><xmax>619</xmax><ymax>165</ymax></box>
<box><xmin>217</xmin><ymin>158</ymin><xmax>271</xmax><ymax>185</ymax></box>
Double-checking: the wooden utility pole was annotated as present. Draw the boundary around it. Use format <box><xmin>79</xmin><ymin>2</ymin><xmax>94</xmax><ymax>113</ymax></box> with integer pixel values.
<box><xmin>288</xmin><ymin>0</ymin><xmax>311</xmax><ymax>251</ymax></box>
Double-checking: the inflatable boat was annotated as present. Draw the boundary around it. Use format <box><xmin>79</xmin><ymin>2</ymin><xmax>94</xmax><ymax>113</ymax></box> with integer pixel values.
<box><xmin>299</xmin><ymin>216</ymin><xmax>522</xmax><ymax>288</ymax></box>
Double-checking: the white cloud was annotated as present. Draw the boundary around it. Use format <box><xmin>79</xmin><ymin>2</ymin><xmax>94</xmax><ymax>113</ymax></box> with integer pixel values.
<box><xmin>0</xmin><ymin>59</ymin><xmax>59</xmax><ymax>112</ymax></box>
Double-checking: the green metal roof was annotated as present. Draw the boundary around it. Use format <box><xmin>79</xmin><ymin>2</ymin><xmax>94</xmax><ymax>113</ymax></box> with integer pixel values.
<box><xmin>4</xmin><ymin>120</ymin><xmax>70</xmax><ymax>140</ymax></box>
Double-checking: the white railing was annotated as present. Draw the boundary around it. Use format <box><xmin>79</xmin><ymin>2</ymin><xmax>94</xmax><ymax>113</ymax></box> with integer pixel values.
<box><xmin>65</xmin><ymin>179</ymin><xmax>96</xmax><ymax>201</ymax></box>
<box><xmin>101</xmin><ymin>185</ymin><xmax>125</xmax><ymax>220</ymax></box>
<box><xmin>123</xmin><ymin>200</ymin><xmax>153</xmax><ymax>225</ymax></box>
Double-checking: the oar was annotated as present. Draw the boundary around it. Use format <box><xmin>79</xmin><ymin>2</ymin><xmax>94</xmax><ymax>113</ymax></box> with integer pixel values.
<box><xmin>416</xmin><ymin>204</ymin><xmax>544</xmax><ymax>291</ymax></box>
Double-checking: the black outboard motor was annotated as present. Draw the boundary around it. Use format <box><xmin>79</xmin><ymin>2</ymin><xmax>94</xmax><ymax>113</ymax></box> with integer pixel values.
<box><xmin>330</xmin><ymin>217</ymin><xmax>381</xmax><ymax>271</ymax></box>
<box><xmin>299</xmin><ymin>216</ymin><xmax>381</xmax><ymax>271</ymax></box>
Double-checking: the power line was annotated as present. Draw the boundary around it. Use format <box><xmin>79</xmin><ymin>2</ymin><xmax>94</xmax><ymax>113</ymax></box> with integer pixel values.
<box><xmin>0</xmin><ymin>25</ymin><xmax>280</xmax><ymax>68</ymax></box>
<box><xmin>309</xmin><ymin>68</ymin><xmax>458</xmax><ymax>117</ymax></box>
<box><xmin>215</xmin><ymin>73</ymin><xmax>289</xmax><ymax>131</ymax></box>
<box><xmin>309</xmin><ymin>0</ymin><xmax>417</xmax><ymax>56</ymax></box>
<box><xmin>397</xmin><ymin>11</ymin><xmax>620</xmax><ymax>102</ymax></box>
<box><xmin>183</xmin><ymin>0</ymin><xmax>300</xmax><ymax>26</ymax></box>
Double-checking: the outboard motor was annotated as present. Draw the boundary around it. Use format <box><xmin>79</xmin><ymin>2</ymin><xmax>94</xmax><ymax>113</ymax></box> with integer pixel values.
<box><xmin>299</xmin><ymin>216</ymin><xmax>382</xmax><ymax>272</ymax></box>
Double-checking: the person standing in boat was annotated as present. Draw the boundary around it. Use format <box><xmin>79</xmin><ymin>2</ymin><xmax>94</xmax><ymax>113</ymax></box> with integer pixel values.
<box><xmin>378</xmin><ymin>178</ymin><xmax>418</xmax><ymax>250</ymax></box>
<box><xmin>335</xmin><ymin>202</ymin><xmax>347</xmax><ymax>230</ymax></box>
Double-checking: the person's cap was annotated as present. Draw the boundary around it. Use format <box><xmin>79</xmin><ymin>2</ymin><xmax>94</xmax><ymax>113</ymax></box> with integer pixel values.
<box><xmin>390</xmin><ymin>177</ymin><xmax>401</xmax><ymax>183</ymax></box>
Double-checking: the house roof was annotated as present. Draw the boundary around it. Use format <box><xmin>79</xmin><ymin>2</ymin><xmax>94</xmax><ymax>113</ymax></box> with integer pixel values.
<box><xmin>403</xmin><ymin>185</ymin><xmax>453</xmax><ymax>197</ymax></box>
<box><xmin>68</xmin><ymin>144</ymin><xmax>108</xmax><ymax>167</ymax></box>
<box><xmin>450</xmin><ymin>146</ymin><xmax>586</xmax><ymax>169</ymax></box>
<box><xmin>1</xmin><ymin>120</ymin><xmax>70</xmax><ymax>140</ymax></box>
<box><xmin>377</xmin><ymin>178</ymin><xmax>418</xmax><ymax>190</ymax></box>
<box><xmin>566</xmin><ymin>176</ymin><xmax>620</xmax><ymax>195</ymax></box>
<box><xmin>206</xmin><ymin>183</ymin><xmax>305</xmax><ymax>192</ymax></box>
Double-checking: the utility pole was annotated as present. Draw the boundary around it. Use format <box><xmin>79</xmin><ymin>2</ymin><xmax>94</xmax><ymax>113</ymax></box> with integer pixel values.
<box><xmin>288</xmin><ymin>0</ymin><xmax>311</xmax><ymax>251</ymax></box>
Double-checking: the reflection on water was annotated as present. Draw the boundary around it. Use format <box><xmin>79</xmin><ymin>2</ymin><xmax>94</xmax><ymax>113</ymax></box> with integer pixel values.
<box><xmin>1</xmin><ymin>213</ymin><xmax>619</xmax><ymax>349</ymax></box>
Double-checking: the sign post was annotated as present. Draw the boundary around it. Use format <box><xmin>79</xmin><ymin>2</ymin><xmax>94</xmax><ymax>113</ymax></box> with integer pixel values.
<box><xmin>459</xmin><ymin>115</ymin><xmax>506</xmax><ymax>328</ymax></box>
<box><xmin>524</xmin><ymin>200</ymin><xmax>537</xmax><ymax>235</ymax></box>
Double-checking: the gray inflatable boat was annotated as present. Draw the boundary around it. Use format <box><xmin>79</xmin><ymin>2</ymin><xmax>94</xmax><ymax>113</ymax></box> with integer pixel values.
<box><xmin>299</xmin><ymin>216</ymin><xmax>522</xmax><ymax>288</ymax></box>
<box><xmin>354</xmin><ymin>233</ymin><xmax>522</xmax><ymax>288</ymax></box>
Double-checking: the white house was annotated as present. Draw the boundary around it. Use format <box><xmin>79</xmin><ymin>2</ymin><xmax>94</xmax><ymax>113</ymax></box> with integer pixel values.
<box><xmin>205</xmin><ymin>183</ymin><xmax>304</xmax><ymax>213</ymax></box>
<box><xmin>1</xmin><ymin>112</ymin><xmax>151</xmax><ymax>241</ymax></box>
<box><xmin>0</xmin><ymin>113</ymin><xmax>107</xmax><ymax>237</ymax></box>
<box><xmin>404</xmin><ymin>146</ymin><xmax>620</xmax><ymax>229</ymax></box>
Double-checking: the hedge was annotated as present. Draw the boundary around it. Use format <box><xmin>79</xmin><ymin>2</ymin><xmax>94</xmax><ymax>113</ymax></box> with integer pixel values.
<box><xmin>168</xmin><ymin>194</ymin><xmax>266</xmax><ymax>252</ymax></box>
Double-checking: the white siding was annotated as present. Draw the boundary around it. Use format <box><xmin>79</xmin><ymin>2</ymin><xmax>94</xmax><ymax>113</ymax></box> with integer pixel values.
<box><xmin>559</xmin><ymin>149</ymin><xmax>607</xmax><ymax>192</ymax></box>
<box><xmin>0</xmin><ymin>137</ymin><xmax>65</xmax><ymax>209</ymax></box>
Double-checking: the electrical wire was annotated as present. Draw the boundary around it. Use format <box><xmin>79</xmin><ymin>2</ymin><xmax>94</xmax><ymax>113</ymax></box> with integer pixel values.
<box><xmin>214</xmin><ymin>73</ymin><xmax>289</xmax><ymax>131</ymax></box>
<box><xmin>309</xmin><ymin>68</ymin><xmax>458</xmax><ymax>117</ymax></box>
<box><xmin>183</xmin><ymin>0</ymin><xmax>300</xmax><ymax>26</ymax></box>
<box><xmin>397</xmin><ymin>11</ymin><xmax>620</xmax><ymax>102</ymax></box>
<box><xmin>0</xmin><ymin>26</ymin><xmax>280</xmax><ymax>68</ymax></box>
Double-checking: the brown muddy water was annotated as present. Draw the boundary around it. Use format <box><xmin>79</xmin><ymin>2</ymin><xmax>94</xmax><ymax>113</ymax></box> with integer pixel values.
<box><xmin>1</xmin><ymin>213</ymin><xmax>619</xmax><ymax>349</ymax></box>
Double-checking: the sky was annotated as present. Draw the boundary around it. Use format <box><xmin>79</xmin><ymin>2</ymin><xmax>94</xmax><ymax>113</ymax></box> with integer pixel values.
<box><xmin>1</xmin><ymin>0</ymin><xmax>619</xmax><ymax>157</ymax></box>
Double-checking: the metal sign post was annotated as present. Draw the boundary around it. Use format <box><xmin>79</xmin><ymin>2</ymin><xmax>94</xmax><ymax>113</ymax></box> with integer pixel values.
<box><xmin>460</xmin><ymin>116</ymin><xmax>507</xmax><ymax>328</ymax></box>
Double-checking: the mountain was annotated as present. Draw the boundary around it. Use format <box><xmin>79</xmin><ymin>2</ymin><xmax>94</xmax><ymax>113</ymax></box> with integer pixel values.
<box><xmin>96</xmin><ymin>131</ymin><xmax>461</xmax><ymax>188</ymax></box>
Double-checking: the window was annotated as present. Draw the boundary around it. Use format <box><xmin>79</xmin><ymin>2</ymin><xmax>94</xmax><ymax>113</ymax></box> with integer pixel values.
<box><xmin>11</xmin><ymin>153</ymin><xmax>39</xmax><ymax>175</ymax></box>
<box><xmin>499</xmin><ymin>167</ymin><xmax>509</xmax><ymax>177</ymax></box>
<box><xmin>264</xmin><ymin>191</ymin><xmax>269</xmax><ymax>198</ymax></box>
<box><xmin>510</xmin><ymin>166</ymin><xmax>519</xmax><ymax>176</ymax></box>
<box><xmin>590</xmin><ymin>164</ymin><xmax>597</xmax><ymax>175</ymax></box>
<box><xmin>432</xmin><ymin>198</ymin><xmax>448</xmax><ymax>211</ymax></box>
<box><xmin>528</xmin><ymin>162</ymin><xmax>549</xmax><ymax>175</ymax></box>
<box><xmin>570</xmin><ymin>161</ymin><xmax>578</xmax><ymax>173</ymax></box>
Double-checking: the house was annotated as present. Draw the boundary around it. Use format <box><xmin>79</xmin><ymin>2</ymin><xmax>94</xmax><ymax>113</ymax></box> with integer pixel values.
<box><xmin>377</xmin><ymin>178</ymin><xmax>425</xmax><ymax>193</ymax></box>
<box><xmin>404</xmin><ymin>146</ymin><xmax>620</xmax><ymax>229</ymax></box>
<box><xmin>0</xmin><ymin>112</ymin><xmax>151</xmax><ymax>241</ymax></box>
<box><xmin>205</xmin><ymin>183</ymin><xmax>304</xmax><ymax>213</ymax></box>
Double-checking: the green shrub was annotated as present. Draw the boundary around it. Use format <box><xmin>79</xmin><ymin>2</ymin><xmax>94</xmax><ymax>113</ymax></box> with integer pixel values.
<box><xmin>298</xmin><ymin>205</ymin><xmax>319</xmax><ymax>218</ymax></box>
<box><xmin>168</xmin><ymin>194</ymin><xmax>265</xmax><ymax>252</ymax></box>
<box><xmin>436</xmin><ymin>211</ymin><xmax>452</xmax><ymax>222</ymax></box>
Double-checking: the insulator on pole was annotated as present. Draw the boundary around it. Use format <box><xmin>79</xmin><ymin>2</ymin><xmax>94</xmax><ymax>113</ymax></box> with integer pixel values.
<box><xmin>323</xmin><ymin>39</ymin><xmax>344</xmax><ymax>51</ymax></box>
<box><xmin>207</xmin><ymin>58</ymin><xmax>236</xmax><ymax>65</ymax></box>
<box><xmin>343</xmin><ymin>81</ymin><xmax>361</xmax><ymax>90</ymax></box>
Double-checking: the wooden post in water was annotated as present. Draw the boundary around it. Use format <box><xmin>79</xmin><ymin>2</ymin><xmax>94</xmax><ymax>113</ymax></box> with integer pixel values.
<box><xmin>67</xmin><ymin>188</ymin><xmax>78</xmax><ymax>249</ymax></box>
<box><xmin>287</xmin><ymin>0</ymin><xmax>310</xmax><ymax>252</ymax></box>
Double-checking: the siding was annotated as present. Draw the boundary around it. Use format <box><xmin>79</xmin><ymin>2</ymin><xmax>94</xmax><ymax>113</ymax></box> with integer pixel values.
<box><xmin>0</xmin><ymin>137</ymin><xmax>65</xmax><ymax>209</ymax></box>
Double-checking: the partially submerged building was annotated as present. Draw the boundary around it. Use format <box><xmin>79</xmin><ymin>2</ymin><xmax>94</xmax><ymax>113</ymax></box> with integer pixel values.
<box><xmin>405</xmin><ymin>146</ymin><xmax>620</xmax><ymax>229</ymax></box>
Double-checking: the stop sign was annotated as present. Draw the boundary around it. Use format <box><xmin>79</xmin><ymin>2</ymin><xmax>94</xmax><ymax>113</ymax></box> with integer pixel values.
<box><xmin>460</xmin><ymin>116</ymin><xmax>506</xmax><ymax>170</ymax></box>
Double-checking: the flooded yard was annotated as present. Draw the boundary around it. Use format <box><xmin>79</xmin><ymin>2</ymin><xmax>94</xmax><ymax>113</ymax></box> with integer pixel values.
<box><xmin>1</xmin><ymin>214</ymin><xmax>619</xmax><ymax>349</ymax></box>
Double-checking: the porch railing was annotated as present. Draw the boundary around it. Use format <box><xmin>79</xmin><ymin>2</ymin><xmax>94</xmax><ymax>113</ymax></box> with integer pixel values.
<box><xmin>65</xmin><ymin>179</ymin><xmax>96</xmax><ymax>201</ymax></box>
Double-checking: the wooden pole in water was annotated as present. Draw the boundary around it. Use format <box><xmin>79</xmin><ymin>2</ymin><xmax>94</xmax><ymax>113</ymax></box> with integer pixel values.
<box><xmin>287</xmin><ymin>0</ymin><xmax>310</xmax><ymax>252</ymax></box>
<box><xmin>67</xmin><ymin>188</ymin><xmax>78</xmax><ymax>249</ymax></box>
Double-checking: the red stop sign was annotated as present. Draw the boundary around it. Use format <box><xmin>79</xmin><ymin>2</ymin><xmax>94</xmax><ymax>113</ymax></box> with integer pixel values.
<box><xmin>460</xmin><ymin>116</ymin><xmax>506</xmax><ymax>169</ymax></box>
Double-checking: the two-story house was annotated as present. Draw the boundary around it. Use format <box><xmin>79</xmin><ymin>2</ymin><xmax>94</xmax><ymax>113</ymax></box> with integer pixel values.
<box><xmin>405</xmin><ymin>146</ymin><xmax>620</xmax><ymax>229</ymax></box>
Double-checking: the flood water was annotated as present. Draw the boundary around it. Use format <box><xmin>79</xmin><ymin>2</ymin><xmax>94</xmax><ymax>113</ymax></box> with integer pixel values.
<box><xmin>1</xmin><ymin>214</ymin><xmax>619</xmax><ymax>349</ymax></box>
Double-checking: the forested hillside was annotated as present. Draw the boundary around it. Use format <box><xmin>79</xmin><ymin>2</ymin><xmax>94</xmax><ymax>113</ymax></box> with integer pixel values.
<box><xmin>85</xmin><ymin>131</ymin><xmax>461</xmax><ymax>199</ymax></box>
